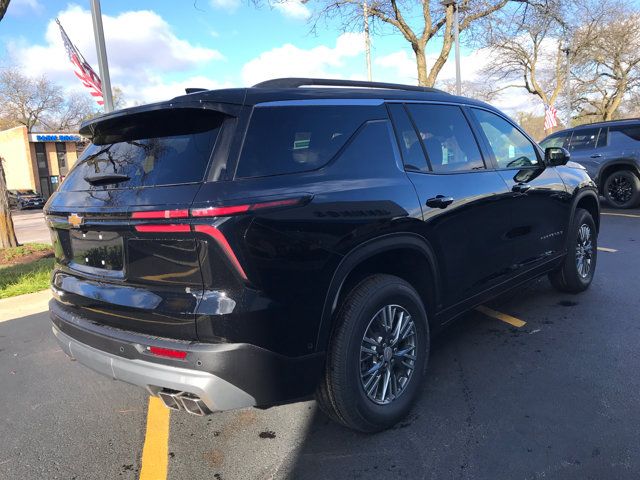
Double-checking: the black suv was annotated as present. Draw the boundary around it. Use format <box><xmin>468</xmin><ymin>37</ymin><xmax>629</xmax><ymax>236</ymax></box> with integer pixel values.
<box><xmin>47</xmin><ymin>78</ymin><xmax>599</xmax><ymax>432</ymax></box>
<box><xmin>8</xmin><ymin>189</ymin><xmax>45</xmax><ymax>210</ymax></box>
<box><xmin>541</xmin><ymin>119</ymin><xmax>640</xmax><ymax>208</ymax></box>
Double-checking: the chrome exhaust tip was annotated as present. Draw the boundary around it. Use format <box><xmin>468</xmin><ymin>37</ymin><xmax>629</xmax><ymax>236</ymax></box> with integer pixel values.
<box><xmin>158</xmin><ymin>390</ymin><xmax>183</xmax><ymax>411</ymax></box>
<box><xmin>157</xmin><ymin>390</ymin><xmax>210</xmax><ymax>416</ymax></box>
<box><xmin>178</xmin><ymin>393</ymin><xmax>209</xmax><ymax>416</ymax></box>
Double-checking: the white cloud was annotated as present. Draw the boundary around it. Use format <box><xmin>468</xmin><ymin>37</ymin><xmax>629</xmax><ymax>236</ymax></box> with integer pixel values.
<box><xmin>273</xmin><ymin>0</ymin><xmax>311</xmax><ymax>20</ymax></box>
<box><xmin>125</xmin><ymin>76</ymin><xmax>234</xmax><ymax>106</ymax></box>
<box><xmin>6</xmin><ymin>5</ymin><xmax>224</xmax><ymax>107</ymax></box>
<box><xmin>6</xmin><ymin>0</ymin><xmax>43</xmax><ymax>16</ymax></box>
<box><xmin>241</xmin><ymin>32</ymin><xmax>365</xmax><ymax>86</ymax></box>
<box><xmin>210</xmin><ymin>0</ymin><xmax>241</xmax><ymax>12</ymax></box>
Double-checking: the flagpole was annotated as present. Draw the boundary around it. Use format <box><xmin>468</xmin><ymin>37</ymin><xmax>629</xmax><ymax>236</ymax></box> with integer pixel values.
<box><xmin>89</xmin><ymin>0</ymin><xmax>114</xmax><ymax>112</ymax></box>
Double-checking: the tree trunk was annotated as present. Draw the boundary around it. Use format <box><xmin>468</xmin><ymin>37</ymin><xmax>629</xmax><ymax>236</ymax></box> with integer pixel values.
<box><xmin>0</xmin><ymin>160</ymin><xmax>18</xmax><ymax>249</ymax></box>
<box><xmin>414</xmin><ymin>45</ymin><xmax>429</xmax><ymax>87</ymax></box>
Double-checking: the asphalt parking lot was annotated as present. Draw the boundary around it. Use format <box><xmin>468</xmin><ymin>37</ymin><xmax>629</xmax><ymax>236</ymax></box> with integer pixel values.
<box><xmin>1</xmin><ymin>206</ymin><xmax>639</xmax><ymax>480</ymax></box>
<box><xmin>11</xmin><ymin>209</ymin><xmax>51</xmax><ymax>245</ymax></box>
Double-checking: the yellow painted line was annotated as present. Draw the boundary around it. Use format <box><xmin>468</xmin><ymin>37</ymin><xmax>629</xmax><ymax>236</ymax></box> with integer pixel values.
<box><xmin>597</xmin><ymin>246</ymin><xmax>617</xmax><ymax>253</ymax></box>
<box><xmin>602</xmin><ymin>212</ymin><xmax>640</xmax><ymax>218</ymax></box>
<box><xmin>475</xmin><ymin>305</ymin><xmax>526</xmax><ymax>328</ymax></box>
<box><xmin>139</xmin><ymin>397</ymin><xmax>170</xmax><ymax>480</ymax></box>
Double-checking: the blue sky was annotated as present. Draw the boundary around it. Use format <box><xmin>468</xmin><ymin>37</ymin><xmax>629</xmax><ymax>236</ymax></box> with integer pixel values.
<box><xmin>0</xmin><ymin>0</ymin><xmax>605</xmax><ymax>114</ymax></box>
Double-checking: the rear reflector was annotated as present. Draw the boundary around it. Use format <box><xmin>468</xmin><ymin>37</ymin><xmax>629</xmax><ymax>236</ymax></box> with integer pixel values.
<box><xmin>147</xmin><ymin>346</ymin><xmax>188</xmax><ymax>359</ymax></box>
<box><xmin>132</xmin><ymin>209</ymin><xmax>189</xmax><ymax>219</ymax></box>
<box><xmin>194</xmin><ymin>225</ymin><xmax>248</xmax><ymax>280</ymax></box>
<box><xmin>134</xmin><ymin>224</ymin><xmax>191</xmax><ymax>233</ymax></box>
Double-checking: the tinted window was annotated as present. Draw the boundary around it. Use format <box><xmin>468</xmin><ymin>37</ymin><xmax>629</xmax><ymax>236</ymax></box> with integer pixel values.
<box><xmin>61</xmin><ymin>129</ymin><xmax>220</xmax><ymax>191</ymax></box>
<box><xmin>237</xmin><ymin>106</ymin><xmax>377</xmax><ymax>178</ymax></box>
<box><xmin>472</xmin><ymin>108</ymin><xmax>539</xmax><ymax>168</ymax></box>
<box><xmin>609</xmin><ymin>125</ymin><xmax>640</xmax><ymax>147</ymax></box>
<box><xmin>387</xmin><ymin>103</ymin><xmax>428</xmax><ymax>172</ymax></box>
<box><xmin>569</xmin><ymin>128</ymin><xmax>599</xmax><ymax>151</ymax></box>
<box><xmin>540</xmin><ymin>132</ymin><xmax>571</xmax><ymax>150</ymax></box>
<box><xmin>336</xmin><ymin>121</ymin><xmax>397</xmax><ymax>174</ymax></box>
<box><xmin>407</xmin><ymin>104</ymin><xmax>484</xmax><ymax>172</ymax></box>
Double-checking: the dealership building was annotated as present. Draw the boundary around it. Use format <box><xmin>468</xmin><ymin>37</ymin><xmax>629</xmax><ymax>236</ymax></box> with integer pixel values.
<box><xmin>0</xmin><ymin>125</ymin><xmax>86</xmax><ymax>199</ymax></box>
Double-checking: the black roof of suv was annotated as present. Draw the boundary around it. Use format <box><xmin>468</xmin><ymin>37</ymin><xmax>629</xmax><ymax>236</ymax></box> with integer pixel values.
<box><xmin>541</xmin><ymin>118</ymin><xmax>640</xmax><ymax>208</ymax></box>
<box><xmin>48</xmin><ymin>78</ymin><xmax>600</xmax><ymax>431</ymax></box>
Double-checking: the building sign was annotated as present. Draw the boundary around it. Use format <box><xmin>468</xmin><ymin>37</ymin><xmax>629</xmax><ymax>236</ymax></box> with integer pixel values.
<box><xmin>29</xmin><ymin>133</ymin><xmax>82</xmax><ymax>143</ymax></box>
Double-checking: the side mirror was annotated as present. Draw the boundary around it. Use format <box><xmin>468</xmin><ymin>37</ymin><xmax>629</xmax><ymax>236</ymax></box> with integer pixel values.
<box><xmin>545</xmin><ymin>147</ymin><xmax>570</xmax><ymax>166</ymax></box>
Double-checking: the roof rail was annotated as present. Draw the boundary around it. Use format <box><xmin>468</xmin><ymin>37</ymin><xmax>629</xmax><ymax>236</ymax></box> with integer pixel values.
<box><xmin>252</xmin><ymin>77</ymin><xmax>447</xmax><ymax>94</ymax></box>
<box><xmin>185</xmin><ymin>87</ymin><xmax>208</xmax><ymax>94</ymax></box>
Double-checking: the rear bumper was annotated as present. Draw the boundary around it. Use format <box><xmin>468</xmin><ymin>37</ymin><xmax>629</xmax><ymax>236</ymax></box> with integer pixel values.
<box><xmin>52</xmin><ymin>325</ymin><xmax>255</xmax><ymax>412</ymax></box>
<box><xmin>50</xmin><ymin>300</ymin><xmax>324</xmax><ymax>411</ymax></box>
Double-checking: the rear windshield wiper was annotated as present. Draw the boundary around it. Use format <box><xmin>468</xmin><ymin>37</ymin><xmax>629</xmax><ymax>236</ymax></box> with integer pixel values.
<box><xmin>84</xmin><ymin>173</ymin><xmax>131</xmax><ymax>186</ymax></box>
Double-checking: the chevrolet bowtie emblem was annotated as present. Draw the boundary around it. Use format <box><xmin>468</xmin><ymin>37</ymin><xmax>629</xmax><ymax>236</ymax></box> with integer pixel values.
<box><xmin>68</xmin><ymin>213</ymin><xmax>84</xmax><ymax>228</ymax></box>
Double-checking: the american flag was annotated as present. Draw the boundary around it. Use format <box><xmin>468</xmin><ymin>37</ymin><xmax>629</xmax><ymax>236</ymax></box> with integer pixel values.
<box><xmin>57</xmin><ymin>19</ymin><xmax>104</xmax><ymax>106</ymax></box>
<box><xmin>544</xmin><ymin>104</ymin><xmax>558</xmax><ymax>131</ymax></box>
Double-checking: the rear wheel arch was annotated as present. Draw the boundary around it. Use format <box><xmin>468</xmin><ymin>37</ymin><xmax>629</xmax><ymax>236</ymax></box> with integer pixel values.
<box><xmin>598</xmin><ymin>162</ymin><xmax>640</xmax><ymax>191</ymax></box>
<box><xmin>573</xmin><ymin>189</ymin><xmax>600</xmax><ymax>233</ymax></box>
<box><xmin>316</xmin><ymin>233</ymin><xmax>440</xmax><ymax>353</ymax></box>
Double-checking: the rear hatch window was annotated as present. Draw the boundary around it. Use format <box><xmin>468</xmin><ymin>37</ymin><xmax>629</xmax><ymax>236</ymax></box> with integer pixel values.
<box><xmin>62</xmin><ymin>109</ymin><xmax>225</xmax><ymax>192</ymax></box>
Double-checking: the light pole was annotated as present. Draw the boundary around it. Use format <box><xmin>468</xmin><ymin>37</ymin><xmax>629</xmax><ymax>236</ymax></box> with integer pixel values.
<box><xmin>363</xmin><ymin>0</ymin><xmax>372</xmax><ymax>81</ymax></box>
<box><xmin>443</xmin><ymin>0</ymin><xmax>461</xmax><ymax>95</ymax></box>
<box><xmin>90</xmin><ymin>0</ymin><xmax>114</xmax><ymax>112</ymax></box>
<box><xmin>562</xmin><ymin>45</ymin><xmax>572</xmax><ymax>127</ymax></box>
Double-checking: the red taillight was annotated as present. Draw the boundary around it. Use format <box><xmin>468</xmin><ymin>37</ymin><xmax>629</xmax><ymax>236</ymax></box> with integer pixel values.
<box><xmin>134</xmin><ymin>224</ymin><xmax>191</xmax><ymax>233</ymax></box>
<box><xmin>191</xmin><ymin>204</ymin><xmax>250</xmax><ymax>217</ymax></box>
<box><xmin>190</xmin><ymin>197</ymin><xmax>306</xmax><ymax>218</ymax></box>
<box><xmin>132</xmin><ymin>209</ymin><xmax>189</xmax><ymax>219</ymax></box>
<box><xmin>147</xmin><ymin>346</ymin><xmax>188</xmax><ymax>359</ymax></box>
<box><xmin>194</xmin><ymin>225</ymin><xmax>248</xmax><ymax>280</ymax></box>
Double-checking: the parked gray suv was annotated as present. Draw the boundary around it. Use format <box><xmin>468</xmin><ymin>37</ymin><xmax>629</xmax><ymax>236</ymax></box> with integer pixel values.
<box><xmin>541</xmin><ymin>119</ymin><xmax>640</xmax><ymax>208</ymax></box>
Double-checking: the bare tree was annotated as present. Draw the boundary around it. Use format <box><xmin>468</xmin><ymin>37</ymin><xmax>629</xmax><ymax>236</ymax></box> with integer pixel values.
<box><xmin>0</xmin><ymin>68</ymin><xmax>97</xmax><ymax>132</ymax></box>
<box><xmin>572</xmin><ymin>9</ymin><xmax>640</xmax><ymax>122</ymax></box>
<box><xmin>0</xmin><ymin>0</ymin><xmax>10</xmax><ymax>22</ymax></box>
<box><xmin>483</xmin><ymin>3</ymin><xmax>566</xmax><ymax>109</ymax></box>
<box><xmin>311</xmin><ymin>0</ymin><xmax>535</xmax><ymax>86</ymax></box>
<box><xmin>0</xmin><ymin>69</ymin><xmax>63</xmax><ymax>132</ymax></box>
<box><xmin>0</xmin><ymin>158</ymin><xmax>18</xmax><ymax>249</ymax></box>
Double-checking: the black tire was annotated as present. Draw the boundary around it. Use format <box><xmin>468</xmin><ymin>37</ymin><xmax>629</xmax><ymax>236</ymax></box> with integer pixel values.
<box><xmin>549</xmin><ymin>208</ymin><xmax>597</xmax><ymax>293</ymax></box>
<box><xmin>603</xmin><ymin>170</ymin><xmax>640</xmax><ymax>209</ymax></box>
<box><xmin>316</xmin><ymin>274</ymin><xmax>429</xmax><ymax>432</ymax></box>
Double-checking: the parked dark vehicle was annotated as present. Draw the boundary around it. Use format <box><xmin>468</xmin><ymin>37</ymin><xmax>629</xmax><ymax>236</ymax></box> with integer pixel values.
<box><xmin>8</xmin><ymin>189</ymin><xmax>45</xmax><ymax>210</ymax></box>
<box><xmin>541</xmin><ymin>119</ymin><xmax>640</xmax><ymax>208</ymax></box>
<box><xmin>47</xmin><ymin>78</ymin><xmax>599</xmax><ymax>432</ymax></box>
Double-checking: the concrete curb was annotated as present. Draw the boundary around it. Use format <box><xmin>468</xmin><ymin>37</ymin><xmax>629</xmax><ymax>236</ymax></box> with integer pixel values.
<box><xmin>0</xmin><ymin>289</ymin><xmax>50</xmax><ymax>322</ymax></box>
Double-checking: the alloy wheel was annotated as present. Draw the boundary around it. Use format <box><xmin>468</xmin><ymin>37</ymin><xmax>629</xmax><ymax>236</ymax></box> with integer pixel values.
<box><xmin>607</xmin><ymin>175</ymin><xmax>633</xmax><ymax>205</ymax></box>
<box><xmin>576</xmin><ymin>223</ymin><xmax>593</xmax><ymax>278</ymax></box>
<box><xmin>359</xmin><ymin>304</ymin><xmax>417</xmax><ymax>405</ymax></box>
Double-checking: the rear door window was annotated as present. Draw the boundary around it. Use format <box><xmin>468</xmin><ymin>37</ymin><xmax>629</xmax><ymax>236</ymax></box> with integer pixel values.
<box><xmin>387</xmin><ymin>103</ymin><xmax>429</xmax><ymax>172</ymax></box>
<box><xmin>61</xmin><ymin>109</ymin><xmax>225</xmax><ymax>191</ymax></box>
<box><xmin>407</xmin><ymin>104</ymin><xmax>485</xmax><ymax>172</ymax></box>
<box><xmin>236</xmin><ymin>105</ymin><xmax>380</xmax><ymax>178</ymax></box>
<box><xmin>569</xmin><ymin>128</ymin><xmax>600</xmax><ymax>151</ymax></box>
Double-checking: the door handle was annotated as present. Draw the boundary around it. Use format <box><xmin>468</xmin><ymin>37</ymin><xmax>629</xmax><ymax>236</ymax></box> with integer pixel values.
<box><xmin>590</xmin><ymin>154</ymin><xmax>603</xmax><ymax>158</ymax></box>
<box><xmin>426</xmin><ymin>195</ymin><xmax>454</xmax><ymax>209</ymax></box>
<box><xmin>512</xmin><ymin>183</ymin><xmax>531</xmax><ymax>193</ymax></box>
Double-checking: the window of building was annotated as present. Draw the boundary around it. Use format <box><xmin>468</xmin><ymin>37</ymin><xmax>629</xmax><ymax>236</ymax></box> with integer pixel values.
<box><xmin>35</xmin><ymin>143</ymin><xmax>47</xmax><ymax>170</ymax></box>
<box><xmin>56</xmin><ymin>143</ymin><xmax>67</xmax><ymax>168</ymax></box>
